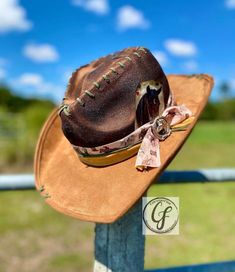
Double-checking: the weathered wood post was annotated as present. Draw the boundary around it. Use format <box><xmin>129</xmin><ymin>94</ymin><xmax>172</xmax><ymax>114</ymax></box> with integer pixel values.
<box><xmin>94</xmin><ymin>198</ymin><xmax>145</xmax><ymax>272</ymax></box>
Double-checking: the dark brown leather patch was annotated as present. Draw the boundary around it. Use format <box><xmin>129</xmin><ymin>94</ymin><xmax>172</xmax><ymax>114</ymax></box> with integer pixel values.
<box><xmin>60</xmin><ymin>47</ymin><xmax>170</xmax><ymax>147</ymax></box>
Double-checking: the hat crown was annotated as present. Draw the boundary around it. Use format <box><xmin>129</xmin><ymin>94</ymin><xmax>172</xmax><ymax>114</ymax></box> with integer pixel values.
<box><xmin>60</xmin><ymin>47</ymin><xmax>170</xmax><ymax>147</ymax></box>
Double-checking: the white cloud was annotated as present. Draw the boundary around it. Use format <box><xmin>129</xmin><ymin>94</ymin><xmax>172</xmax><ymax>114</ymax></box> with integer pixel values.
<box><xmin>0</xmin><ymin>67</ymin><xmax>6</xmax><ymax>79</ymax></box>
<box><xmin>226</xmin><ymin>0</ymin><xmax>235</xmax><ymax>8</ymax></box>
<box><xmin>72</xmin><ymin>0</ymin><xmax>109</xmax><ymax>15</ymax></box>
<box><xmin>16</xmin><ymin>73</ymin><xmax>54</xmax><ymax>93</ymax></box>
<box><xmin>17</xmin><ymin>73</ymin><xmax>43</xmax><ymax>86</ymax></box>
<box><xmin>165</xmin><ymin>39</ymin><xmax>197</xmax><ymax>57</ymax></box>
<box><xmin>14</xmin><ymin>73</ymin><xmax>64</xmax><ymax>101</ymax></box>
<box><xmin>0</xmin><ymin>0</ymin><xmax>32</xmax><ymax>33</ymax></box>
<box><xmin>152</xmin><ymin>51</ymin><xmax>168</xmax><ymax>66</ymax></box>
<box><xmin>182</xmin><ymin>60</ymin><xmax>198</xmax><ymax>71</ymax></box>
<box><xmin>117</xmin><ymin>5</ymin><xmax>150</xmax><ymax>31</ymax></box>
<box><xmin>23</xmin><ymin>43</ymin><xmax>59</xmax><ymax>63</ymax></box>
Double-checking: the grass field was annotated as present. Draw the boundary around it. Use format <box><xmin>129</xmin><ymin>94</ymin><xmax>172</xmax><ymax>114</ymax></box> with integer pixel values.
<box><xmin>0</xmin><ymin>121</ymin><xmax>234</xmax><ymax>272</ymax></box>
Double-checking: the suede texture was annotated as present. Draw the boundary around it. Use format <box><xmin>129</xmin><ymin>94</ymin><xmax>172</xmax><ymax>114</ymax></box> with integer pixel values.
<box><xmin>60</xmin><ymin>47</ymin><xmax>170</xmax><ymax>147</ymax></box>
<box><xmin>34</xmin><ymin>74</ymin><xmax>214</xmax><ymax>223</ymax></box>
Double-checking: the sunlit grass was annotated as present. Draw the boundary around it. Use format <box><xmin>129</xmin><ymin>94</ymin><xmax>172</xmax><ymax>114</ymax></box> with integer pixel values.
<box><xmin>0</xmin><ymin>191</ymin><xmax>94</xmax><ymax>272</ymax></box>
<box><xmin>0</xmin><ymin>121</ymin><xmax>234</xmax><ymax>271</ymax></box>
<box><xmin>169</xmin><ymin>121</ymin><xmax>235</xmax><ymax>169</ymax></box>
<box><xmin>146</xmin><ymin>182</ymin><xmax>235</xmax><ymax>268</ymax></box>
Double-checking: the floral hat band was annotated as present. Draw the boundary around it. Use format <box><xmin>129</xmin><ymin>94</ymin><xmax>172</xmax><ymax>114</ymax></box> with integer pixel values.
<box><xmin>34</xmin><ymin>46</ymin><xmax>213</xmax><ymax>223</ymax></box>
<box><xmin>73</xmin><ymin>91</ymin><xmax>194</xmax><ymax>171</ymax></box>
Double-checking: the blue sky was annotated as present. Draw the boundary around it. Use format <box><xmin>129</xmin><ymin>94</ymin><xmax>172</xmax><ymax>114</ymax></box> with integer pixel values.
<box><xmin>0</xmin><ymin>0</ymin><xmax>235</xmax><ymax>102</ymax></box>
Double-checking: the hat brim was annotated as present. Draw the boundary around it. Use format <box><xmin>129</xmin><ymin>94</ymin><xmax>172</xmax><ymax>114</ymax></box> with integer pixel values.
<box><xmin>34</xmin><ymin>74</ymin><xmax>213</xmax><ymax>223</ymax></box>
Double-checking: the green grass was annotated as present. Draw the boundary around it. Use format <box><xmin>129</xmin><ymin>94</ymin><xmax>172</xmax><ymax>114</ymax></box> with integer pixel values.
<box><xmin>169</xmin><ymin>121</ymin><xmax>235</xmax><ymax>169</ymax></box>
<box><xmin>0</xmin><ymin>191</ymin><xmax>94</xmax><ymax>272</ymax></box>
<box><xmin>0</xmin><ymin>121</ymin><xmax>234</xmax><ymax>271</ymax></box>
<box><xmin>146</xmin><ymin>182</ymin><xmax>235</xmax><ymax>269</ymax></box>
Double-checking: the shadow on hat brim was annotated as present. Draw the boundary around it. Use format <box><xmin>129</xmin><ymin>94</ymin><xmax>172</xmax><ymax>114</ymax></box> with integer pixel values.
<box><xmin>34</xmin><ymin>74</ymin><xmax>214</xmax><ymax>223</ymax></box>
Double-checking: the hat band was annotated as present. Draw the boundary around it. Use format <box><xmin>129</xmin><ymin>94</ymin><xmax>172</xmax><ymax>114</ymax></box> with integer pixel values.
<box><xmin>73</xmin><ymin>104</ymin><xmax>193</xmax><ymax>170</ymax></box>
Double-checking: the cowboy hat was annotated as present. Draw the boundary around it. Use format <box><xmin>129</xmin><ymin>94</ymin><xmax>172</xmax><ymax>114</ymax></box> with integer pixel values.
<box><xmin>34</xmin><ymin>47</ymin><xmax>213</xmax><ymax>223</ymax></box>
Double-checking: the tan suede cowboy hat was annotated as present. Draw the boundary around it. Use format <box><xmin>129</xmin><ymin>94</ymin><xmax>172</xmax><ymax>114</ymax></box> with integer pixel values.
<box><xmin>34</xmin><ymin>47</ymin><xmax>213</xmax><ymax>223</ymax></box>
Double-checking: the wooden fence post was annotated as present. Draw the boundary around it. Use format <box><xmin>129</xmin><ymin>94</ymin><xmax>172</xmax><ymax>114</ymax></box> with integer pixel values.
<box><xmin>94</xmin><ymin>198</ymin><xmax>145</xmax><ymax>272</ymax></box>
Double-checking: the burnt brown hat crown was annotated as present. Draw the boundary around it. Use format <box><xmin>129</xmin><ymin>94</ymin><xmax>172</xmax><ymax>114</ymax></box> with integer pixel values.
<box><xmin>60</xmin><ymin>47</ymin><xmax>170</xmax><ymax>147</ymax></box>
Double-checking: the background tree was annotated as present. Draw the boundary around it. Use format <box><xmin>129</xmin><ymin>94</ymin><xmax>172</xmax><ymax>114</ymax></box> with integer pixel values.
<box><xmin>219</xmin><ymin>81</ymin><xmax>231</xmax><ymax>100</ymax></box>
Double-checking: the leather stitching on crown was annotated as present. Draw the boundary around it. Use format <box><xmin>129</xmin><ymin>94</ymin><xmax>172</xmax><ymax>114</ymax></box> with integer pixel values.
<box><xmin>63</xmin><ymin>47</ymin><xmax>148</xmax><ymax>109</ymax></box>
<box><xmin>85</xmin><ymin>90</ymin><xmax>95</xmax><ymax>98</ymax></box>
<box><xmin>76</xmin><ymin>97</ymin><xmax>85</xmax><ymax>106</ymax></box>
<box><xmin>102</xmin><ymin>74</ymin><xmax>110</xmax><ymax>83</ymax></box>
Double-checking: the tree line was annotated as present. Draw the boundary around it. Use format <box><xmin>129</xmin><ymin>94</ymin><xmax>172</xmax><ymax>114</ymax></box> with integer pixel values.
<box><xmin>0</xmin><ymin>83</ymin><xmax>234</xmax><ymax>171</ymax></box>
<box><xmin>1</xmin><ymin>83</ymin><xmax>235</xmax><ymax>121</ymax></box>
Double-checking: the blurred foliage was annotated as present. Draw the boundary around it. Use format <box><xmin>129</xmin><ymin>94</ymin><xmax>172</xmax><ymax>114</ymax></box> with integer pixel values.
<box><xmin>0</xmin><ymin>85</ymin><xmax>54</xmax><ymax>112</ymax></box>
<box><xmin>0</xmin><ymin>85</ymin><xmax>55</xmax><ymax>172</ymax></box>
<box><xmin>1</xmin><ymin>83</ymin><xmax>235</xmax><ymax>171</ymax></box>
<box><xmin>219</xmin><ymin>81</ymin><xmax>231</xmax><ymax>99</ymax></box>
<box><xmin>200</xmin><ymin>80</ymin><xmax>235</xmax><ymax>120</ymax></box>
<box><xmin>201</xmin><ymin>99</ymin><xmax>235</xmax><ymax>121</ymax></box>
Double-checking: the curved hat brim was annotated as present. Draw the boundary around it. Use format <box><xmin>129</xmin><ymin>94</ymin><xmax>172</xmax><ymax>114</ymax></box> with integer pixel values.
<box><xmin>34</xmin><ymin>74</ymin><xmax>213</xmax><ymax>223</ymax></box>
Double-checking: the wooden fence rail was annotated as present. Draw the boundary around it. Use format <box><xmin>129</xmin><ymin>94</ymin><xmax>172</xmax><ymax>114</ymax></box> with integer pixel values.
<box><xmin>1</xmin><ymin>168</ymin><xmax>235</xmax><ymax>190</ymax></box>
<box><xmin>0</xmin><ymin>169</ymin><xmax>234</xmax><ymax>272</ymax></box>
<box><xmin>146</xmin><ymin>260</ymin><xmax>235</xmax><ymax>272</ymax></box>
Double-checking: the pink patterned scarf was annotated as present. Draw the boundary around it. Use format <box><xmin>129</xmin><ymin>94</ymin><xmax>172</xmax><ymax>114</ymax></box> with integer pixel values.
<box><xmin>73</xmin><ymin>102</ymin><xmax>192</xmax><ymax>170</ymax></box>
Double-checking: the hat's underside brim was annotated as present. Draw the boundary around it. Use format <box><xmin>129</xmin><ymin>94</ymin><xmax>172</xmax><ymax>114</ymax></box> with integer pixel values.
<box><xmin>34</xmin><ymin>74</ymin><xmax>214</xmax><ymax>223</ymax></box>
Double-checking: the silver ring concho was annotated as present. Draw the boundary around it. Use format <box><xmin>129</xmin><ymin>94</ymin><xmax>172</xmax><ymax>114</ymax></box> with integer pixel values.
<box><xmin>152</xmin><ymin>117</ymin><xmax>171</xmax><ymax>141</ymax></box>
